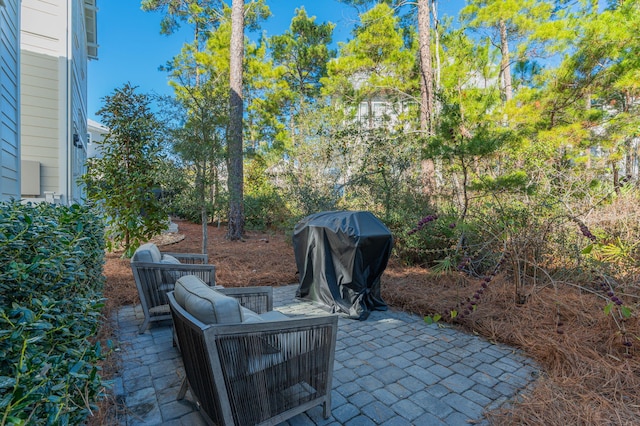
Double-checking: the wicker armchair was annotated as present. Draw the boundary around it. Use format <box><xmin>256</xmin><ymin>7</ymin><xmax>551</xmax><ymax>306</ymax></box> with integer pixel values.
<box><xmin>168</xmin><ymin>281</ymin><xmax>338</xmax><ymax>426</ymax></box>
<box><xmin>130</xmin><ymin>243</ymin><xmax>216</xmax><ymax>333</ymax></box>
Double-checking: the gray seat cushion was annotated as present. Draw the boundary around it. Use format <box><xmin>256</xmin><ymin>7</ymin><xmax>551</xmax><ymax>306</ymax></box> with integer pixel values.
<box><xmin>241</xmin><ymin>307</ymin><xmax>288</xmax><ymax>323</ymax></box>
<box><xmin>132</xmin><ymin>243</ymin><xmax>162</xmax><ymax>263</ymax></box>
<box><xmin>175</xmin><ymin>275</ymin><xmax>243</xmax><ymax>324</ymax></box>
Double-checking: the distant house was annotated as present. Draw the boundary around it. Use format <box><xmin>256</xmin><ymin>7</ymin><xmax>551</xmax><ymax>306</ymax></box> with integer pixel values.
<box><xmin>348</xmin><ymin>72</ymin><xmax>412</xmax><ymax>131</ymax></box>
<box><xmin>87</xmin><ymin>118</ymin><xmax>107</xmax><ymax>159</ymax></box>
<box><xmin>20</xmin><ymin>0</ymin><xmax>98</xmax><ymax>204</ymax></box>
<box><xmin>0</xmin><ymin>0</ymin><xmax>21</xmax><ymax>201</ymax></box>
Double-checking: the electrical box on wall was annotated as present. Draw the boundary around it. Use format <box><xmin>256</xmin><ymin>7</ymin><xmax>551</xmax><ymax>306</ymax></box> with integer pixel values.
<box><xmin>21</xmin><ymin>160</ymin><xmax>41</xmax><ymax>196</ymax></box>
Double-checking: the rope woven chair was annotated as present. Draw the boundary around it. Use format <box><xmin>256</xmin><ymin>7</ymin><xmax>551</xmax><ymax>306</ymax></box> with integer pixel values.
<box><xmin>167</xmin><ymin>278</ymin><xmax>338</xmax><ymax>426</ymax></box>
<box><xmin>130</xmin><ymin>243</ymin><xmax>216</xmax><ymax>333</ymax></box>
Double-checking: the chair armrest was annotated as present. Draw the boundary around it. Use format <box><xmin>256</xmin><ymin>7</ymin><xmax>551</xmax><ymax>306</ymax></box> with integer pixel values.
<box><xmin>218</xmin><ymin>287</ymin><xmax>272</xmax><ymax>314</ymax></box>
<box><xmin>132</xmin><ymin>262</ymin><xmax>216</xmax><ymax>287</ymax></box>
<box><xmin>162</xmin><ymin>252</ymin><xmax>209</xmax><ymax>264</ymax></box>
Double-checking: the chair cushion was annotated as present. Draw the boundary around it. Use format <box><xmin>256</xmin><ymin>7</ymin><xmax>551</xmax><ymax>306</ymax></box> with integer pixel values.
<box><xmin>240</xmin><ymin>308</ymin><xmax>288</xmax><ymax>354</ymax></box>
<box><xmin>241</xmin><ymin>307</ymin><xmax>289</xmax><ymax>323</ymax></box>
<box><xmin>175</xmin><ymin>275</ymin><xmax>242</xmax><ymax>324</ymax></box>
<box><xmin>161</xmin><ymin>254</ymin><xmax>181</xmax><ymax>264</ymax></box>
<box><xmin>132</xmin><ymin>243</ymin><xmax>162</xmax><ymax>263</ymax></box>
<box><xmin>161</xmin><ymin>254</ymin><xmax>182</xmax><ymax>282</ymax></box>
<box><xmin>241</xmin><ymin>307</ymin><xmax>264</xmax><ymax>323</ymax></box>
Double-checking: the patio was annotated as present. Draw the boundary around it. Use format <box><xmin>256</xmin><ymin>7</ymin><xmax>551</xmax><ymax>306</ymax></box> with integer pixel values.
<box><xmin>111</xmin><ymin>284</ymin><xmax>538</xmax><ymax>426</ymax></box>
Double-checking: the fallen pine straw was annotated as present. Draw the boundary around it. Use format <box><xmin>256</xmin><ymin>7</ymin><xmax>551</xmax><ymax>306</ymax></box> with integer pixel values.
<box><xmin>91</xmin><ymin>221</ymin><xmax>640</xmax><ymax>425</ymax></box>
<box><xmin>382</xmin><ymin>263</ymin><xmax>640</xmax><ymax>425</ymax></box>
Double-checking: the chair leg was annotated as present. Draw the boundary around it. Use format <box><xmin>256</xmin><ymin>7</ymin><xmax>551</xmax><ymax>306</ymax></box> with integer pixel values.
<box><xmin>323</xmin><ymin>400</ymin><xmax>331</xmax><ymax>419</ymax></box>
<box><xmin>177</xmin><ymin>377</ymin><xmax>188</xmax><ymax>400</ymax></box>
<box><xmin>138</xmin><ymin>317</ymin><xmax>150</xmax><ymax>334</ymax></box>
<box><xmin>172</xmin><ymin>326</ymin><xmax>179</xmax><ymax>349</ymax></box>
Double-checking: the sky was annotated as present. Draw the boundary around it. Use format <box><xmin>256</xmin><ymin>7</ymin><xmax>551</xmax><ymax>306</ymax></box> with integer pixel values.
<box><xmin>88</xmin><ymin>0</ymin><xmax>465</xmax><ymax>123</ymax></box>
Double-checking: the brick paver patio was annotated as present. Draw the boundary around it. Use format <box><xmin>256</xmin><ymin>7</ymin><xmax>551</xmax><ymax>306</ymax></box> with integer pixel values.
<box><xmin>111</xmin><ymin>285</ymin><xmax>538</xmax><ymax>425</ymax></box>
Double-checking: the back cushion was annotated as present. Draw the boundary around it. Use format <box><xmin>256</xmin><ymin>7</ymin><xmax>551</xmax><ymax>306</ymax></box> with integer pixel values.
<box><xmin>161</xmin><ymin>254</ymin><xmax>182</xmax><ymax>282</ymax></box>
<box><xmin>131</xmin><ymin>243</ymin><xmax>162</xmax><ymax>263</ymax></box>
<box><xmin>175</xmin><ymin>275</ymin><xmax>242</xmax><ymax>324</ymax></box>
<box><xmin>161</xmin><ymin>254</ymin><xmax>181</xmax><ymax>264</ymax></box>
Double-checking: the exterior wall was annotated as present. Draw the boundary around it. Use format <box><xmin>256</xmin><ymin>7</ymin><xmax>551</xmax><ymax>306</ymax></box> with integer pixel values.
<box><xmin>0</xmin><ymin>0</ymin><xmax>21</xmax><ymax>200</ymax></box>
<box><xmin>87</xmin><ymin>118</ymin><xmax>107</xmax><ymax>159</ymax></box>
<box><xmin>355</xmin><ymin>96</ymin><xmax>411</xmax><ymax>131</ymax></box>
<box><xmin>69</xmin><ymin>0</ymin><xmax>89</xmax><ymax>203</ymax></box>
<box><xmin>20</xmin><ymin>0</ymin><xmax>91</xmax><ymax>204</ymax></box>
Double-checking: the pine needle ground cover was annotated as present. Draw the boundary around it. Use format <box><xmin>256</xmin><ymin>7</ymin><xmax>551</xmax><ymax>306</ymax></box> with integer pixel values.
<box><xmin>98</xmin><ymin>216</ymin><xmax>640</xmax><ymax>425</ymax></box>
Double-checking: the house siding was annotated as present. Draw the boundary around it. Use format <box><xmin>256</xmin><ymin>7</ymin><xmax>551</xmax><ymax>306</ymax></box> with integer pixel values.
<box><xmin>1</xmin><ymin>0</ymin><xmax>21</xmax><ymax>200</ymax></box>
<box><xmin>21</xmin><ymin>49</ymin><xmax>60</xmax><ymax>196</ymax></box>
<box><xmin>20</xmin><ymin>0</ymin><xmax>90</xmax><ymax>204</ymax></box>
<box><xmin>69</xmin><ymin>0</ymin><xmax>89</xmax><ymax>203</ymax></box>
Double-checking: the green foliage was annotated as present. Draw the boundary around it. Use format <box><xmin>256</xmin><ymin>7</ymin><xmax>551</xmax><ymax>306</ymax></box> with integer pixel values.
<box><xmin>597</xmin><ymin>238</ymin><xmax>638</xmax><ymax>266</ymax></box>
<box><xmin>141</xmin><ymin>0</ymin><xmax>223</xmax><ymax>38</ymax></box>
<box><xmin>322</xmin><ymin>2</ymin><xmax>415</xmax><ymax>103</ymax></box>
<box><xmin>423</xmin><ymin>313</ymin><xmax>441</xmax><ymax>324</ymax></box>
<box><xmin>270</xmin><ymin>7</ymin><xmax>335</xmax><ymax>101</ymax></box>
<box><xmin>244</xmin><ymin>157</ymin><xmax>293</xmax><ymax>230</ymax></box>
<box><xmin>261</xmin><ymin>7</ymin><xmax>336</xmax><ymax>157</ymax></box>
<box><xmin>0</xmin><ymin>201</ymin><xmax>106</xmax><ymax>425</ymax></box>
<box><xmin>341</xmin><ymin>129</ymin><xmax>420</xmax><ymax>220</ymax></box>
<box><xmin>143</xmin><ymin>0</ymin><xmax>640</xmax><ymax>332</ymax></box>
<box><xmin>283</xmin><ymin>174</ymin><xmax>341</xmax><ymax>220</ymax></box>
<box><xmin>82</xmin><ymin>83</ymin><xmax>168</xmax><ymax>257</ymax></box>
<box><xmin>394</xmin><ymin>209</ymin><xmax>456</xmax><ymax>266</ymax></box>
<box><xmin>469</xmin><ymin>171</ymin><xmax>534</xmax><ymax>194</ymax></box>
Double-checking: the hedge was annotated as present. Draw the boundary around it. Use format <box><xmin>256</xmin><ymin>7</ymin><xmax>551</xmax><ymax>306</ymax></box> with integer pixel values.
<box><xmin>0</xmin><ymin>201</ymin><xmax>106</xmax><ymax>425</ymax></box>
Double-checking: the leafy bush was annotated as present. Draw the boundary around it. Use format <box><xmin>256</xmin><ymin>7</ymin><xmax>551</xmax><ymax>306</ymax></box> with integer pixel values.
<box><xmin>165</xmin><ymin>184</ymin><xmax>208</xmax><ymax>223</ymax></box>
<box><xmin>82</xmin><ymin>83</ymin><xmax>168</xmax><ymax>257</ymax></box>
<box><xmin>0</xmin><ymin>201</ymin><xmax>106</xmax><ymax>425</ymax></box>
<box><xmin>244</xmin><ymin>156</ymin><xmax>294</xmax><ymax>230</ymax></box>
<box><xmin>244</xmin><ymin>192</ymin><xmax>292</xmax><ymax>231</ymax></box>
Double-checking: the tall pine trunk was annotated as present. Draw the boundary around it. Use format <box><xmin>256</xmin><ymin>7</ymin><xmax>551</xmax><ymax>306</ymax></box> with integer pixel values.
<box><xmin>431</xmin><ymin>0</ymin><xmax>441</xmax><ymax>90</ymax></box>
<box><xmin>499</xmin><ymin>19</ymin><xmax>513</xmax><ymax>102</ymax></box>
<box><xmin>227</xmin><ymin>0</ymin><xmax>245</xmax><ymax>240</ymax></box>
<box><xmin>418</xmin><ymin>0</ymin><xmax>436</xmax><ymax>193</ymax></box>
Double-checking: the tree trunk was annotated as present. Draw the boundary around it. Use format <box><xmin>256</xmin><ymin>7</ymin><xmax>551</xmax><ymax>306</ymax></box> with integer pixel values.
<box><xmin>418</xmin><ymin>0</ymin><xmax>434</xmax><ymax>135</ymax></box>
<box><xmin>290</xmin><ymin>104</ymin><xmax>296</xmax><ymax>147</ymax></box>
<box><xmin>193</xmin><ymin>22</ymin><xmax>209</xmax><ymax>253</ymax></box>
<box><xmin>227</xmin><ymin>0</ymin><xmax>245</xmax><ymax>240</ymax></box>
<box><xmin>418</xmin><ymin>0</ymin><xmax>436</xmax><ymax>193</ymax></box>
<box><xmin>499</xmin><ymin>19</ymin><xmax>513</xmax><ymax>102</ymax></box>
<box><xmin>431</xmin><ymin>0</ymin><xmax>441</xmax><ymax>90</ymax></box>
<box><xmin>197</xmin><ymin>161</ymin><xmax>208</xmax><ymax>253</ymax></box>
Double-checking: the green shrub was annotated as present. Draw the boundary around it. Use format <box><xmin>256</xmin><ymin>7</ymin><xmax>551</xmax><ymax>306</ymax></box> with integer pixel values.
<box><xmin>0</xmin><ymin>201</ymin><xmax>106</xmax><ymax>425</ymax></box>
<box><xmin>244</xmin><ymin>192</ymin><xmax>293</xmax><ymax>231</ymax></box>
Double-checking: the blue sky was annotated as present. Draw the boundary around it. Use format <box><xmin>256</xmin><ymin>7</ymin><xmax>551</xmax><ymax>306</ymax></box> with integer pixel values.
<box><xmin>88</xmin><ymin>0</ymin><xmax>464</xmax><ymax>122</ymax></box>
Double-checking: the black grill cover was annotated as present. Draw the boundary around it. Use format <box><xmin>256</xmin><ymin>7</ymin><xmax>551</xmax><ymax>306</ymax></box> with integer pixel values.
<box><xmin>293</xmin><ymin>211</ymin><xmax>393</xmax><ymax>320</ymax></box>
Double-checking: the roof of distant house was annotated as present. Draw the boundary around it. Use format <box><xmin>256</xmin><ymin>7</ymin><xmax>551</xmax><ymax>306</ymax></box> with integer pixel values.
<box><xmin>88</xmin><ymin>118</ymin><xmax>108</xmax><ymax>132</ymax></box>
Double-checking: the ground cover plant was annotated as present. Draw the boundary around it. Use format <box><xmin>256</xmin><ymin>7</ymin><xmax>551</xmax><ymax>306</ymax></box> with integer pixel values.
<box><xmin>0</xmin><ymin>201</ymin><xmax>107</xmax><ymax>425</ymax></box>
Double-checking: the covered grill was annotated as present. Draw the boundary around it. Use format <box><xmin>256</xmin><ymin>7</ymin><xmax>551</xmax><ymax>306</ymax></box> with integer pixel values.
<box><xmin>293</xmin><ymin>211</ymin><xmax>393</xmax><ymax>320</ymax></box>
